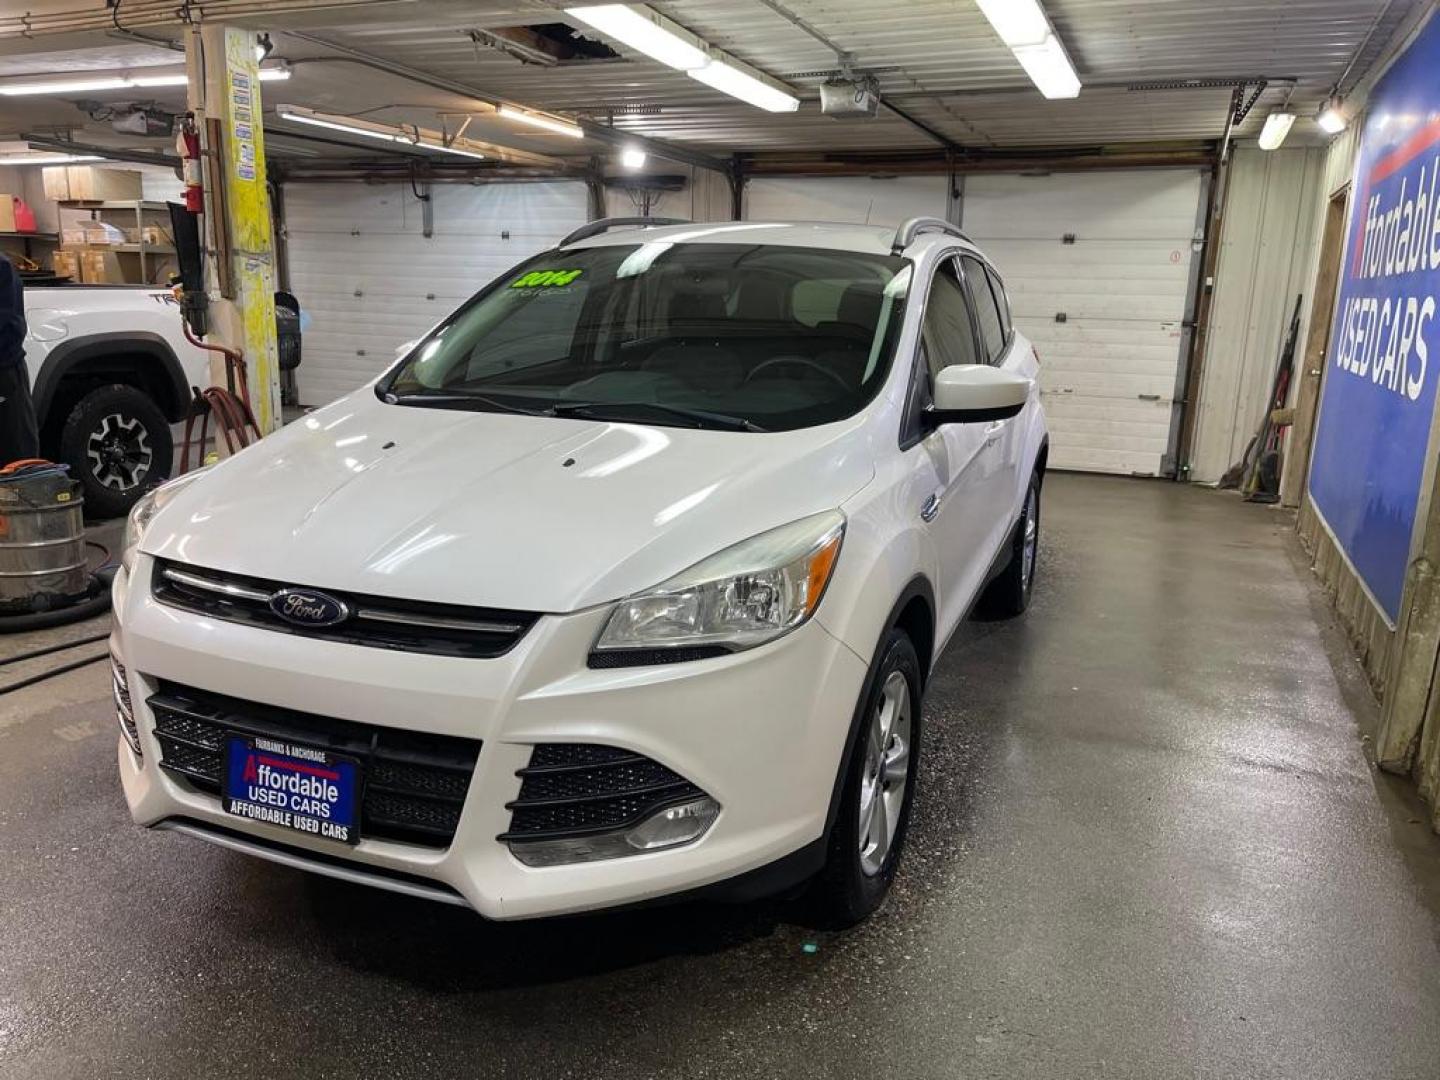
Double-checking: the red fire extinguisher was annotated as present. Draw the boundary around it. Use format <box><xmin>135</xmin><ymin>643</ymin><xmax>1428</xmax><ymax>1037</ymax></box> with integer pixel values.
<box><xmin>178</xmin><ymin>114</ymin><xmax>203</xmax><ymax>214</ymax></box>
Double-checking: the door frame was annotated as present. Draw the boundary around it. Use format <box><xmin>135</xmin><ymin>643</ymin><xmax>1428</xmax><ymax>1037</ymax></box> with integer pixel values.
<box><xmin>1279</xmin><ymin>185</ymin><xmax>1350</xmax><ymax>508</ymax></box>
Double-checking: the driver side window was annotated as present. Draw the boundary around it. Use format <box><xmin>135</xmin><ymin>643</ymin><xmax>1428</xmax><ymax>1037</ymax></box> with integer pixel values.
<box><xmin>920</xmin><ymin>257</ymin><xmax>981</xmax><ymax>381</ymax></box>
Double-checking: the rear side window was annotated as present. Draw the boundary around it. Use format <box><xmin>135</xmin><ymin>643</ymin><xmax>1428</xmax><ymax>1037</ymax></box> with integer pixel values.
<box><xmin>920</xmin><ymin>259</ymin><xmax>981</xmax><ymax>379</ymax></box>
<box><xmin>962</xmin><ymin>255</ymin><xmax>1006</xmax><ymax>364</ymax></box>
<box><xmin>984</xmin><ymin>264</ymin><xmax>1012</xmax><ymax>336</ymax></box>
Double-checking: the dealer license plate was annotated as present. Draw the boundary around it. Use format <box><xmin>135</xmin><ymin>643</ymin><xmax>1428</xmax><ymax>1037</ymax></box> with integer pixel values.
<box><xmin>222</xmin><ymin>735</ymin><xmax>361</xmax><ymax>845</ymax></box>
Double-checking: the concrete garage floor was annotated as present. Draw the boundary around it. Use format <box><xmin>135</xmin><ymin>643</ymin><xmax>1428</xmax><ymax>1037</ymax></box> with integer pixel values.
<box><xmin>3</xmin><ymin>473</ymin><xmax>1440</xmax><ymax>1079</ymax></box>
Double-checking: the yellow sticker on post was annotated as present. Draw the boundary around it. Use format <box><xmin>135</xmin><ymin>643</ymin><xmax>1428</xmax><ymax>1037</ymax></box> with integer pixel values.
<box><xmin>511</xmin><ymin>269</ymin><xmax>584</xmax><ymax>288</ymax></box>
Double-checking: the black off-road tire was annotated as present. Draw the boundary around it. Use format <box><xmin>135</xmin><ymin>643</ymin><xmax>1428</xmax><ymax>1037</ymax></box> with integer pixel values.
<box><xmin>59</xmin><ymin>384</ymin><xmax>173</xmax><ymax>519</ymax></box>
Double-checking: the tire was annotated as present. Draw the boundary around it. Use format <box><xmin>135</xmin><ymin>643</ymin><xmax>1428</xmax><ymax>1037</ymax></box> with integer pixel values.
<box><xmin>977</xmin><ymin>471</ymin><xmax>1041</xmax><ymax>618</ymax></box>
<box><xmin>58</xmin><ymin>384</ymin><xmax>173</xmax><ymax>519</ymax></box>
<box><xmin>810</xmin><ymin>628</ymin><xmax>923</xmax><ymax>928</ymax></box>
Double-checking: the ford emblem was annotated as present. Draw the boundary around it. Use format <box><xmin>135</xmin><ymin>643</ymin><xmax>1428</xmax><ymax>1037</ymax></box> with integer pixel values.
<box><xmin>268</xmin><ymin>588</ymin><xmax>351</xmax><ymax>628</ymax></box>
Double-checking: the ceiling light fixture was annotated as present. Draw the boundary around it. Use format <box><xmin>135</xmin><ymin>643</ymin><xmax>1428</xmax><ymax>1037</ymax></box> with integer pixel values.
<box><xmin>0</xmin><ymin>154</ymin><xmax>103</xmax><ymax>165</ymax></box>
<box><xmin>0</xmin><ymin>66</ymin><xmax>289</xmax><ymax>96</ymax></box>
<box><xmin>621</xmin><ymin>146</ymin><xmax>647</xmax><ymax>168</ymax></box>
<box><xmin>0</xmin><ymin>77</ymin><xmax>130</xmax><ymax>96</ymax></box>
<box><xmin>688</xmin><ymin>58</ymin><xmax>800</xmax><ymax>113</ymax></box>
<box><xmin>973</xmin><ymin>0</ymin><xmax>1050</xmax><ymax>46</ymax></box>
<box><xmin>1317</xmin><ymin>97</ymin><xmax>1348</xmax><ymax>135</ymax></box>
<box><xmin>971</xmin><ymin>0</ymin><xmax>1081</xmax><ymax>100</ymax></box>
<box><xmin>274</xmin><ymin>104</ymin><xmax>407</xmax><ymax>144</ymax></box>
<box><xmin>496</xmin><ymin>106</ymin><xmax>585</xmax><ymax>138</ymax></box>
<box><xmin>276</xmin><ymin>106</ymin><xmax>489</xmax><ymax>160</ymax></box>
<box><xmin>568</xmin><ymin>4</ymin><xmax>801</xmax><ymax>113</ymax></box>
<box><xmin>564</xmin><ymin>5</ymin><xmax>708</xmax><ymax>70</ymax></box>
<box><xmin>1258</xmin><ymin>111</ymin><xmax>1296</xmax><ymax>150</ymax></box>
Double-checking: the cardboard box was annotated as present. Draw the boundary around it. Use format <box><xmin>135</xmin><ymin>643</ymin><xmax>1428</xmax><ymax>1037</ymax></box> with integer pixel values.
<box><xmin>79</xmin><ymin>249</ymin><xmax>124</xmax><ymax>284</ymax></box>
<box><xmin>60</xmin><ymin>226</ymin><xmax>87</xmax><ymax>245</ymax></box>
<box><xmin>51</xmin><ymin>250</ymin><xmax>79</xmax><ymax>280</ymax></box>
<box><xmin>42</xmin><ymin>167</ymin><xmax>70</xmax><ymax>201</ymax></box>
<box><xmin>0</xmin><ymin>195</ymin><xmax>15</xmax><ymax>233</ymax></box>
<box><xmin>64</xmin><ymin>166</ymin><xmax>142</xmax><ymax>202</ymax></box>
<box><xmin>82</xmin><ymin>221</ymin><xmax>127</xmax><ymax>245</ymax></box>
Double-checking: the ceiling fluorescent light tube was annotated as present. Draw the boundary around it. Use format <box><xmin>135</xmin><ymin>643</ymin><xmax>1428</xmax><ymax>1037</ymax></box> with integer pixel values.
<box><xmin>973</xmin><ymin>0</ymin><xmax>1050</xmax><ymax>46</ymax></box>
<box><xmin>275</xmin><ymin>106</ymin><xmax>402</xmax><ymax>143</ymax></box>
<box><xmin>431</xmin><ymin>141</ymin><xmax>487</xmax><ymax>160</ymax></box>
<box><xmin>497</xmin><ymin>106</ymin><xmax>585</xmax><ymax>138</ymax></box>
<box><xmin>1011</xmin><ymin>33</ymin><xmax>1081</xmax><ymax>99</ymax></box>
<box><xmin>688</xmin><ymin>59</ymin><xmax>800</xmax><ymax>113</ymax></box>
<box><xmin>258</xmin><ymin>67</ymin><xmax>291</xmax><ymax>82</ymax></box>
<box><xmin>0</xmin><ymin>77</ymin><xmax>131</xmax><ymax>96</ymax></box>
<box><xmin>129</xmin><ymin>74</ymin><xmax>189</xmax><ymax>88</ymax></box>
<box><xmin>1258</xmin><ymin>111</ymin><xmax>1296</xmax><ymax>150</ymax></box>
<box><xmin>565</xmin><ymin>5</ymin><xmax>709</xmax><ymax>70</ymax></box>
<box><xmin>621</xmin><ymin>146</ymin><xmax>647</xmax><ymax>168</ymax></box>
<box><xmin>0</xmin><ymin>154</ymin><xmax>103</xmax><ymax>165</ymax></box>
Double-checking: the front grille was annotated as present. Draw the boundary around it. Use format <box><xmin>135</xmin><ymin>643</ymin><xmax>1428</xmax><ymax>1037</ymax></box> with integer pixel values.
<box><xmin>149</xmin><ymin>681</ymin><xmax>480</xmax><ymax>848</ymax></box>
<box><xmin>501</xmin><ymin>743</ymin><xmax>706</xmax><ymax>841</ymax></box>
<box><xmin>151</xmin><ymin>558</ymin><xmax>538</xmax><ymax>659</ymax></box>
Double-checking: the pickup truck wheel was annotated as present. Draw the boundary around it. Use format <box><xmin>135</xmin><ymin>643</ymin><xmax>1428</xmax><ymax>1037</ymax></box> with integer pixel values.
<box><xmin>59</xmin><ymin>384</ymin><xmax>173</xmax><ymax>519</ymax></box>
<box><xmin>809</xmin><ymin>628</ymin><xmax>922</xmax><ymax>928</ymax></box>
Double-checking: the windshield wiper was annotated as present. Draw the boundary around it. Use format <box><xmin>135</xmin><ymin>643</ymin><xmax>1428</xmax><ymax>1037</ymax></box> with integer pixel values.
<box><xmin>385</xmin><ymin>390</ymin><xmax>553</xmax><ymax>417</ymax></box>
<box><xmin>550</xmin><ymin>400</ymin><xmax>766</xmax><ymax>433</ymax></box>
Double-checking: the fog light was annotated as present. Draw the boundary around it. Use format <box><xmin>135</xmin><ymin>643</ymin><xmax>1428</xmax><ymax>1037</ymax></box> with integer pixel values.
<box><xmin>111</xmin><ymin>653</ymin><xmax>141</xmax><ymax>758</ymax></box>
<box><xmin>508</xmin><ymin>796</ymin><xmax>721</xmax><ymax>867</ymax></box>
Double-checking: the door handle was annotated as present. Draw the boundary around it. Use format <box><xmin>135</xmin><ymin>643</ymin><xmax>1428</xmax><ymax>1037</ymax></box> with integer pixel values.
<box><xmin>920</xmin><ymin>491</ymin><xmax>942</xmax><ymax>522</ymax></box>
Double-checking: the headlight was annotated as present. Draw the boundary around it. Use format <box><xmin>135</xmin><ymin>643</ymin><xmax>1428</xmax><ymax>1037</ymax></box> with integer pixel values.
<box><xmin>121</xmin><ymin>469</ymin><xmax>208</xmax><ymax>574</ymax></box>
<box><xmin>593</xmin><ymin>510</ymin><xmax>845</xmax><ymax>659</ymax></box>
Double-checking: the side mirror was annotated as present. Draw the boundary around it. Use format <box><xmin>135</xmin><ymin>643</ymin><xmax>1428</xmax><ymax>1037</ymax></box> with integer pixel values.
<box><xmin>926</xmin><ymin>364</ymin><xmax>1031</xmax><ymax>427</ymax></box>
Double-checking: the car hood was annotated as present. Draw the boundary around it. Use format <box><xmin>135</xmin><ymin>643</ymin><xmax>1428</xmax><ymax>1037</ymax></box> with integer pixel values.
<box><xmin>142</xmin><ymin>394</ymin><xmax>876</xmax><ymax>613</ymax></box>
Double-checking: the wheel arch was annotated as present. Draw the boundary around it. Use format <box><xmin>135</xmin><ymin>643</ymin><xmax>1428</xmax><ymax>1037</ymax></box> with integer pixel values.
<box><xmin>34</xmin><ymin>332</ymin><xmax>191</xmax><ymax>428</ymax></box>
<box><xmin>821</xmin><ymin>574</ymin><xmax>936</xmax><ymax>840</ymax></box>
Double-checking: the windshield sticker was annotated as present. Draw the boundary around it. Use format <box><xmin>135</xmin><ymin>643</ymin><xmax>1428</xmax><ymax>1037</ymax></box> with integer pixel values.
<box><xmin>511</xmin><ymin>269</ymin><xmax>583</xmax><ymax>289</ymax></box>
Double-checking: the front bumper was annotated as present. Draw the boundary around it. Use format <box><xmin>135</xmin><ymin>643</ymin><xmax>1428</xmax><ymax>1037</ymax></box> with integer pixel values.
<box><xmin>112</xmin><ymin>558</ymin><xmax>868</xmax><ymax>919</ymax></box>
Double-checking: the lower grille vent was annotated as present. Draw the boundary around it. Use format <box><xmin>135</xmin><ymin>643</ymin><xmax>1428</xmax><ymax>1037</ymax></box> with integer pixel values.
<box><xmin>501</xmin><ymin>743</ymin><xmax>704</xmax><ymax>841</ymax></box>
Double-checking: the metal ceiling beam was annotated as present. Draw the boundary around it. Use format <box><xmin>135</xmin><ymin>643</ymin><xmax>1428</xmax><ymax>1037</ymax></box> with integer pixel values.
<box><xmin>282</xmin><ymin>31</ymin><xmax>730</xmax><ymax>176</ymax></box>
<box><xmin>19</xmin><ymin>135</ymin><xmax>179</xmax><ymax>168</ymax></box>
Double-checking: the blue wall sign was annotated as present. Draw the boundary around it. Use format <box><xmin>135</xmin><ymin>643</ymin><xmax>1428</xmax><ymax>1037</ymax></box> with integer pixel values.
<box><xmin>1309</xmin><ymin>13</ymin><xmax>1440</xmax><ymax>624</ymax></box>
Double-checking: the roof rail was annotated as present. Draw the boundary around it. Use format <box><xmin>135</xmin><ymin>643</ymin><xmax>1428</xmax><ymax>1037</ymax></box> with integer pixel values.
<box><xmin>559</xmin><ymin>216</ymin><xmax>691</xmax><ymax>247</ymax></box>
<box><xmin>891</xmin><ymin>216</ymin><xmax>972</xmax><ymax>254</ymax></box>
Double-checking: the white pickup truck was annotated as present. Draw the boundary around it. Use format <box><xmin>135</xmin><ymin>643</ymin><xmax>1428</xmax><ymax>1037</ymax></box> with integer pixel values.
<box><xmin>24</xmin><ymin>284</ymin><xmax>210</xmax><ymax>518</ymax></box>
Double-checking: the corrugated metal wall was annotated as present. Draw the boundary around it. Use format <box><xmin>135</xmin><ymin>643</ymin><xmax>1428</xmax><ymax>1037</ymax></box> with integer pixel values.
<box><xmin>1189</xmin><ymin>146</ymin><xmax>1326</xmax><ymax>483</ymax></box>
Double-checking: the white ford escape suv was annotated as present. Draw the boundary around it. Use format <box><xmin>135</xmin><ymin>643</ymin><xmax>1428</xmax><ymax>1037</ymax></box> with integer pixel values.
<box><xmin>112</xmin><ymin>216</ymin><xmax>1048</xmax><ymax>925</ymax></box>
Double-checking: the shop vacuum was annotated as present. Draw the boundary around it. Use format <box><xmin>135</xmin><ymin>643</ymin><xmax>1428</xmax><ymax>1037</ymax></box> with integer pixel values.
<box><xmin>0</xmin><ymin>460</ymin><xmax>116</xmax><ymax>633</ymax></box>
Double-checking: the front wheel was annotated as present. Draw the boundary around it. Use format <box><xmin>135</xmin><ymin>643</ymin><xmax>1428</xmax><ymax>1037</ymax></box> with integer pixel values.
<box><xmin>810</xmin><ymin>628</ymin><xmax>922</xmax><ymax>928</ymax></box>
<box><xmin>58</xmin><ymin>384</ymin><xmax>173</xmax><ymax>519</ymax></box>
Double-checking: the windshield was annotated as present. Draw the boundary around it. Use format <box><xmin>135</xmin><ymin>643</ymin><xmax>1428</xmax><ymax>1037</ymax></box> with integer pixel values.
<box><xmin>381</xmin><ymin>241</ymin><xmax>912</xmax><ymax>432</ymax></box>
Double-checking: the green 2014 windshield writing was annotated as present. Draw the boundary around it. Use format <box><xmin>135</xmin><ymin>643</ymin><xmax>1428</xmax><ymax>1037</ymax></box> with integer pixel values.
<box><xmin>511</xmin><ymin>269</ymin><xmax>583</xmax><ymax>288</ymax></box>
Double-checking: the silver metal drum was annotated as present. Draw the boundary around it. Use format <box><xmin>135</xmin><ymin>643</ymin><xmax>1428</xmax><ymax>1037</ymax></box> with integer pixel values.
<box><xmin>0</xmin><ymin>470</ymin><xmax>88</xmax><ymax>611</ymax></box>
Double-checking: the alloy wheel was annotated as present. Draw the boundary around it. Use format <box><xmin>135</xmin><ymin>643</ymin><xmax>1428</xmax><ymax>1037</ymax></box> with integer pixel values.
<box><xmin>858</xmin><ymin>669</ymin><xmax>913</xmax><ymax>876</ymax></box>
<box><xmin>86</xmin><ymin>412</ymin><xmax>153</xmax><ymax>492</ymax></box>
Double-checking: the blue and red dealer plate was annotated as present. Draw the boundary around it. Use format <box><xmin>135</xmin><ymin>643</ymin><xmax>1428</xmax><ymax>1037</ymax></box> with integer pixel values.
<box><xmin>222</xmin><ymin>735</ymin><xmax>361</xmax><ymax>845</ymax></box>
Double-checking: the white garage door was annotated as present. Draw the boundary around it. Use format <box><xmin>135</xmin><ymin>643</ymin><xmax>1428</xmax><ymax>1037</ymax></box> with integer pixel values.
<box><xmin>963</xmin><ymin>171</ymin><xmax>1203</xmax><ymax>476</ymax></box>
<box><xmin>744</xmin><ymin>175</ymin><xmax>948</xmax><ymax>227</ymax></box>
<box><xmin>284</xmin><ymin>181</ymin><xmax>588</xmax><ymax>406</ymax></box>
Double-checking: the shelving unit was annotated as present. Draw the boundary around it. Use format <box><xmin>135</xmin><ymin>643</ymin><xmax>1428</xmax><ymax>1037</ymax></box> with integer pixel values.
<box><xmin>57</xmin><ymin>199</ymin><xmax>176</xmax><ymax>284</ymax></box>
<box><xmin>0</xmin><ymin>232</ymin><xmax>60</xmax><ymax>265</ymax></box>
